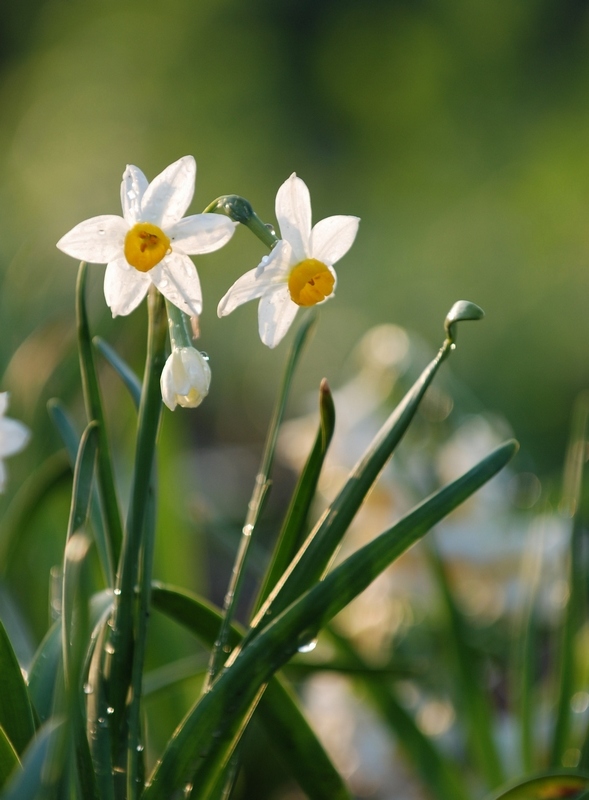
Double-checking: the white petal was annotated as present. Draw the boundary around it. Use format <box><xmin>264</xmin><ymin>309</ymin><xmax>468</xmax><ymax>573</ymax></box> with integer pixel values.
<box><xmin>140</xmin><ymin>156</ymin><xmax>196</xmax><ymax>229</ymax></box>
<box><xmin>258</xmin><ymin>286</ymin><xmax>299</xmax><ymax>348</ymax></box>
<box><xmin>275</xmin><ymin>173</ymin><xmax>312</xmax><ymax>262</ymax></box>
<box><xmin>104</xmin><ymin>257</ymin><xmax>150</xmax><ymax>317</ymax></box>
<box><xmin>150</xmin><ymin>252</ymin><xmax>202</xmax><ymax>316</ymax></box>
<box><xmin>255</xmin><ymin>239</ymin><xmax>294</xmax><ymax>279</ymax></box>
<box><xmin>310</xmin><ymin>215</ymin><xmax>360</xmax><ymax>265</ymax></box>
<box><xmin>0</xmin><ymin>418</ymin><xmax>30</xmax><ymax>458</ymax></box>
<box><xmin>0</xmin><ymin>393</ymin><xmax>8</xmax><ymax>417</ymax></box>
<box><xmin>57</xmin><ymin>216</ymin><xmax>127</xmax><ymax>263</ymax></box>
<box><xmin>168</xmin><ymin>214</ymin><xmax>236</xmax><ymax>254</ymax></box>
<box><xmin>218</xmin><ymin>268</ymin><xmax>276</xmax><ymax>317</ymax></box>
<box><xmin>120</xmin><ymin>164</ymin><xmax>149</xmax><ymax>225</ymax></box>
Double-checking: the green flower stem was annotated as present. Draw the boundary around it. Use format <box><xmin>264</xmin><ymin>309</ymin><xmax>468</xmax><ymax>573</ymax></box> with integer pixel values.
<box><xmin>165</xmin><ymin>299</ymin><xmax>194</xmax><ymax>350</ymax></box>
<box><xmin>204</xmin><ymin>312</ymin><xmax>317</xmax><ymax>690</ymax></box>
<box><xmin>203</xmin><ymin>195</ymin><xmax>279</xmax><ymax>249</ymax></box>
<box><xmin>105</xmin><ymin>287</ymin><xmax>167</xmax><ymax>768</ymax></box>
<box><xmin>76</xmin><ymin>261</ymin><xmax>121</xmax><ymax>583</ymax></box>
<box><xmin>126</xmin><ymin>478</ymin><xmax>156</xmax><ymax>799</ymax></box>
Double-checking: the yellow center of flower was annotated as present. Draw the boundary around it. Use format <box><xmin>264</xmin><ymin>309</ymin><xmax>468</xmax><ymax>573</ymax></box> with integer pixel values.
<box><xmin>287</xmin><ymin>259</ymin><xmax>335</xmax><ymax>306</ymax></box>
<box><xmin>124</xmin><ymin>222</ymin><xmax>171</xmax><ymax>272</ymax></box>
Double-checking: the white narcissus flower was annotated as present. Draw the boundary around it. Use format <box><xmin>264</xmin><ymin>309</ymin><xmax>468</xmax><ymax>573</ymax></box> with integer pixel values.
<box><xmin>57</xmin><ymin>156</ymin><xmax>236</xmax><ymax>318</ymax></box>
<box><xmin>160</xmin><ymin>347</ymin><xmax>211</xmax><ymax>411</ymax></box>
<box><xmin>0</xmin><ymin>393</ymin><xmax>30</xmax><ymax>492</ymax></box>
<box><xmin>217</xmin><ymin>173</ymin><xmax>359</xmax><ymax>348</ymax></box>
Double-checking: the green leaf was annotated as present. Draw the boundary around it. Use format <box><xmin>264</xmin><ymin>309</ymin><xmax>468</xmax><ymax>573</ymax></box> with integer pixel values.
<box><xmin>0</xmin><ymin>452</ymin><xmax>71</xmax><ymax>576</ymax></box>
<box><xmin>250</xmin><ymin>317</ymin><xmax>457</xmax><ymax>636</ymax></box>
<box><xmin>554</xmin><ymin>394</ymin><xmax>589</xmax><ymax>767</ymax></box>
<box><xmin>0</xmin><ymin>718</ymin><xmax>64</xmax><ymax>800</ymax></box>
<box><xmin>254</xmin><ymin>378</ymin><xmax>335</xmax><ymax>612</ymax></box>
<box><xmin>47</xmin><ymin>400</ymin><xmax>113</xmax><ymax>587</ymax></box>
<box><xmin>151</xmin><ymin>584</ymin><xmax>351</xmax><ymax>800</ymax></box>
<box><xmin>76</xmin><ymin>261</ymin><xmax>122</xmax><ymax>572</ymax></box>
<box><xmin>206</xmin><ymin>311</ymin><xmax>317</xmax><ymax>686</ymax></box>
<box><xmin>426</xmin><ymin>542</ymin><xmax>504</xmax><ymax>788</ymax></box>
<box><xmin>27</xmin><ymin>591</ymin><xmax>113</xmax><ymax>725</ymax></box>
<box><xmin>143</xmin><ymin>440</ymin><xmax>517</xmax><ymax>800</ymax></box>
<box><xmin>93</xmin><ymin>336</ymin><xmax>141</xmax><ymax>409</ymax></box>
<box><xmin>0</xmin><ymin>619</ymin><xmax>35</xmax><ymax>756</ymax></box>
<box><xmin>487</xmin><ymin>772</ymin><xmax>589</xmax><ymax>799</ymax></box>
<box><xmin>0</xmin><ymin>726</ymin><xmax>20</xmax><ymax>791</ymax></box>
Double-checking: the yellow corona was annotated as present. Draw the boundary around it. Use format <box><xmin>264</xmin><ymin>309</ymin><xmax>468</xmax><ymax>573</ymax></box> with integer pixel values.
<box><xmin>287</xmin><ymin>259</ymin><xmax>335</xmax><ymax>306</ymax></box>
<box><xmin>124</xmin><ymin>222</ymin><xmax>171</xmax><ymax>272</ymax></box>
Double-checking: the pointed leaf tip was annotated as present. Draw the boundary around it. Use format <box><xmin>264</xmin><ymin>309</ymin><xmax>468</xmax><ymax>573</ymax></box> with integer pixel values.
<box><xmin>444</xmin><ymin>301</ymin><xmax>484</xmax><ymax>344</ymax></box>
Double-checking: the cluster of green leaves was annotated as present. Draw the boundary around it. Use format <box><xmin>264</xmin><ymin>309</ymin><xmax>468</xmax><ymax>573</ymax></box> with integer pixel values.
<box><xmin>0</xmin><ymin>246</ymin><xmax>522</xmax><ymax>798</ymax></box>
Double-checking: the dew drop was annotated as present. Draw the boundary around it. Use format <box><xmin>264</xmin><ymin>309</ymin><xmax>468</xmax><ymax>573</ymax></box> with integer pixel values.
<box><xmin>297</xmin><ymin>638</ymin><xmax>318</xmax><ymax>654</ymax></box>
<box><xmin>265</xmin><ymin>224</ymin><xmax>276</xmax><ymax>236</ymax></box>
<box><xmin>242</xmin><ymin>524</ymin><xmax>253</xmax><ymax>537</ymax></box>
<box><xmin>136</xmin><ymin>743</ymin><xmax>144</xmax><ymax>752</ymax></box>
<box><xmin>105</xmin><ymin>643</ymin><xmax>115</xmax><ymax>655</ymax></box>
<box><xmin>106</xmin><ymin>706</ymin><xmax>115</xmax><ymax>715</ymax></box>
<box><xmin>160</xmin><ymin>279</ymin><xmax>169</xmax><ymax>288</ymax></box>
<box><xmin>98</xmin><ymin>717</ymin><xmax>107</xmax><ymax>727</ymax></box>
<box><xmin>113</xmin><ymin>588</ymin><xmax>121</xmax><ymax>596</ymax></box>
<box><xmin>98</xmin><ymin>228</ymin><xmax>106</xmax><ymax>236</ymax></box>
<box><xmin>200</xmin><ymin>352</ymin><xmax>209</xmax><ymax>361</ymax></box>
<box><xmin>83</xmin><ymin>683</ymin><xmax>94</xmax><ymax>695</ymax></box>
<box><xmin>450</xmin><ymin>343</ymin><xmax>456</xmax><ymax>351</ymax></box>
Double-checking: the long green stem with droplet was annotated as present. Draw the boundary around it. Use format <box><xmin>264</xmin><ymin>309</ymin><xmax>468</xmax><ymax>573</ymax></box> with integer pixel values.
<box><xmin>204</xmin><ymin>312</ymin><xmax>317</xmax><ymax>691</ymax></box>
<box><xmin>104</xmin><ymin>287</ymin><xmax>167</xmax><ymax>782</ymax></box>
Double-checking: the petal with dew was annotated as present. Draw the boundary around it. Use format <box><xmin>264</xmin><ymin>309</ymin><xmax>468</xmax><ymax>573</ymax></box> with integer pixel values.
<box><xmin>150</xmin><ymin>252</ymin><xmax>202</xmax><ymax>316</ymax></box>
<box><xmin>0</xmin><ymin>418</ymin><xmax>30</xmax><ymax>458</ymax></box>
<box><xmin>218</xmin><ymin>268</ymin><xmax>276</xmax><ymax>317</ymax></box>
<box><xmin>258</xmin><ymin>285</ymin><xmax>299</xmax><ymax>348</ymax></box>
<box><xmin>104</xmin><ymin>257</ymin><xmax>150</xmax><ymax>317</ymax></box>
<box><xmin>169</xmin><ymin>214</ymin><xmax>236</xmax><ymax>254</ymax></box>
<box><xmin>57</xmin><ymin>215</ymin><xmax>128</xmax><ymax>263</ymax></box>
<box><xmin>120</xmin><ymin>164</ymin><xmax>149</xmax><ymax>225</ymax></box>
<box><xmin>275</xmin><ymin>173</ymin><xmax>312</xmax><ymax>262</ymax></box>
<box><xmin>310</xmin><ymin>215</ymin><xmax>360</xmax><ymax>265</ymax></box>
<box><xmin>141</xmin><ymin>156</ymin><xmax>196</xmax><ymax>229</ymax></box>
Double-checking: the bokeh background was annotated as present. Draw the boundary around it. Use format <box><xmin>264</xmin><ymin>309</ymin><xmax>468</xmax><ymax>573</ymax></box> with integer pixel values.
<box><xmin>1</xmin><ymin>1</ymin><xmax>589</xmax><ymax>797</ymax></box>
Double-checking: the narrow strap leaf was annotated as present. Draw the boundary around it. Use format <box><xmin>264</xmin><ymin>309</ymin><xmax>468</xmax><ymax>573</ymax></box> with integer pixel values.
<box><xmin>251</xmin><ymin>321</ymin><xmax>456</xmax><ymax>634</ymax></box>
<box><xmin>47</xmin><ymin>399</ymin><xmax>113</xmax><ymax>588</ymax></box>
<box><xmin>554</xmin><ymin>394</ymin><xmax>589</xmax><ymax>767</ymax></box>
<box><xmin>151</xmin><ymin>584</ymin><xmax>351</xmax><ymax>800</ymax></box>
<box><xmin>206</xmin><ymin>311</ymin><xmax>317</xmax><ymax>687</ymax></box>
<box><xmin>0</xmin><ymin>726</ymin><xmax>20</xmax><ymax>792</ymax></box>
<box><xmin>426</xmin><ymin>541</ymin><xmax>504</xmax><ymax>788</ymax></box>
<box><xmin>143</xmin><ymin>440</ymin><xmax>516</xmax><ymax>800</ymax></box>
<box><xmin>0</xmin><ymin>620</ymin><xmax>35</xmax><ymax>756</ymax></box>
<box><xmin>0</xmin><ymin>451</ymin><xmax>70</xmax><ymax>576</ymax></box>
<box><xmin>93</xmin><ymin>336</ymin><xmax>142</xmax><ymax>409</ymax></box>
<box><xmin>486</xmin><ymin>772</ymin><xmax>589</xmax><ymax>799</ymax></box>
<box><xmin>76</xmin><ymin>261</ymin><xmax>122</xmax><ymax>571</ymax></box>
<box><xmin>0</xmin><ymin>718</ymin><xmax>64</xmax><ymax>800</ymax></box>
<box><xmin>254</xmin><ymin>378</ymin><xmax>335</xmax><ymax>613</ymax></box>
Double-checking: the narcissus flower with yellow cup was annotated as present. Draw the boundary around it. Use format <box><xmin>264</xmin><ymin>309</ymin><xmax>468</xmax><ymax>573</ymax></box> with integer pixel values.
<box><xmin>57</xmin><ymin>156</ymin><xmax>236</xmax><ymax>317</ymax></box>
<box><xmin>160</xmin><ymin>347</ymin><xmax>211</xmax><ymax>411</ymax></box>
<box><xmin>217</xmin><ymin>173</ymin><xmax>359</xmax><ymax>348</ymax></box>
<box><xmin>0</xmin><ymin>393</ymin><xmax>30</xmax><ymax>492</ymax></box>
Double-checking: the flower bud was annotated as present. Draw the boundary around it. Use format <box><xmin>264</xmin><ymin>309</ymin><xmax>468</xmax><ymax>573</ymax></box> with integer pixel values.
<box><xmin>160</xmin><ymin>347</ymin><xmax>211</xmax><ymax>411</ymax></box>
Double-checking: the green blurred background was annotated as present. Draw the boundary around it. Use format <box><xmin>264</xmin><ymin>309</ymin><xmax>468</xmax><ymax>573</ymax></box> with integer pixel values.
<box><xmin>0</xmin><ymin>1</ymin><xmax>587</xmax><ymax>795</ymax></box>
<box><xmin>2</xmin><ymin>0</ymin><xmax>589</xmax><ymax>469</ymax></box>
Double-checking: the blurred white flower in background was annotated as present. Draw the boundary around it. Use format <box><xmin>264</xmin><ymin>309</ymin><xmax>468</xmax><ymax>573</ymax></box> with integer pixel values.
<box><xmin>0</xmin><ymin>392</ymin><xmax>30</xmax><ymax>492</ymax></box>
